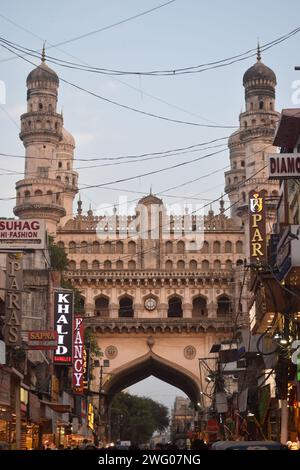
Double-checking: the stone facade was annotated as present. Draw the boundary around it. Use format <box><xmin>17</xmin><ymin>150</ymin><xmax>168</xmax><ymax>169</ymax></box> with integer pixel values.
<box><xmin>13</xmin><ymin>49</ymin><xmax>279</xmax><ymax>424</ymax></box>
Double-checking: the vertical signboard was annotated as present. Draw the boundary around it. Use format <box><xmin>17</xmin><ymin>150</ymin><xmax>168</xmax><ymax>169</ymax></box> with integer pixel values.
<box><xmin>5</xmin><ymin>253</ymin><xmax>23</xmax><ymax>346</ymax></box>
<box><xmin>83</xmin><ymin>345</ymin><xmax>90</xmax><ymax>392</ymax></box>
<box><xmin>73</xmin><ymin>315</ymin><xmax>84</xmax><ymax>394</ymax></box>
<box><xmin>53</xmin><ymin>290</ymin><xmax>74</xmax><ymax>365</ymax></box>
<box><xmin>249</xmin><ymin>190</ymin><xmax>266</xmax><ymax>263</ymax></box>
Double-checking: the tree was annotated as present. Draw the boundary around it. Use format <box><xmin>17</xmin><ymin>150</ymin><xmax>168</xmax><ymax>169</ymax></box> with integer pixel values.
<box><xmin>110</xmin><ymin>392</ymin><xmax>169</xmax><ymax>445</ymax></box>
<box><xmin>48</xmin><ymin>235</ymin><xmax>68</xmax><ymax>271</ymax></box>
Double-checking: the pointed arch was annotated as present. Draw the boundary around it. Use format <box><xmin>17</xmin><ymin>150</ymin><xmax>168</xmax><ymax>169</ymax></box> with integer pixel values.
<box><xmin>103</xmin><ymin>352</ymin><xmax>200</xmax><ymax>405</ymax></box>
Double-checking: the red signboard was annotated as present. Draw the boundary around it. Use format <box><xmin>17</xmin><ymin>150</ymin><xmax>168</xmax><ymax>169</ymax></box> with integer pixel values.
<box><xmin>72</xmin><ymin>316</ymin><xmax>84</xmax><ymax>394</ymax></box>
<box><xmin>27</xmin><ymin>330</ymin><xmax>58</xmax><ymax>350</ymax></box>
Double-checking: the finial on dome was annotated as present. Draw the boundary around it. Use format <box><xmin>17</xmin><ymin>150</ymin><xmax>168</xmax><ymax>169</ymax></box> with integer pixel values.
<box><xmin>150</xmin><ymin>185</ymin><xmax>152</xmax><ymax>195</ymax></box>
<box><xmin>257</xmin><ymin>41</ymin><xmax>261</xmax><ymax>62</ymax></box>
<box><xmin>77</xmin><ymin>194</ymin><xmax>82</xmax><ymax>215</ymax></box>
<box><xmin>41</xmin><ymin>42</ymin><xmax>46</xmax><ymax>63</ymax></box>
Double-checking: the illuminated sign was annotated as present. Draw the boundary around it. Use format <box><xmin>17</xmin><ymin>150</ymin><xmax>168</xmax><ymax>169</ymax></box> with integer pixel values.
<box><xmin>53</xmin><ymin>290</ymin><xmax>74</xmax><ymax>365</ymax></box>
<box><xmin>27</xmin><ymin>330</ymin><xmax>58</xmax><ymax>350</ymax></box>
<box><xmin>0</xmin><ymin>219</ymin><xmax>45</xmax><ymax>249</ymax></box>
<box><xmin>249</xmin><ymin>190</ymin><xmax>266</xmax><ymax>263</ymax></box>
<box><xmin>268</xmin><ymin>153</ymin><xmax>300</xmax><ymax>179</ymax></box>
<box><xmin>72</xmin><ymin>316</ymin><xmax>84</xmax><ymax>394</ymax></box>
<box><xmin>5</xmin><ymin>253</ymin><xmax>23</xmax><ymax>346</ymax></box>
<box><xmin>88</xmin><ymin>403</ymin><xmax>94</xmax><ymax>430</ymax></box>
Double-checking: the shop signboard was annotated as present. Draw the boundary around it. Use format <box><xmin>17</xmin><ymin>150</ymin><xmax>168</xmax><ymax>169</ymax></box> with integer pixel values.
<box><xmin>53</xmin><ymin>290</ymin><xmax>74</xmax><ymax>365</ymax></box>
<box><xmin>26</xmin><ymin>330</ymin><xmax>58</xmax><ymax>350</ymax></box>
<box><xmin>249</xmin><ymin>190</ymin><xmax>266</xmax><ymax>264</ymax></box>
<box><xmin>0</xmin><ymin>369</ymin><xmax>10</xmax><ymax>406</ymax></box>
<box><xmin>268</xmin><ymin>153</ymin><xmax>300</xmax><ymax>179</ymax></box>
<box><xmin>72</xmin><ymin>315</ymin><xmax>84</xmax><ymax>394</ymax></box>
<box><xmin>0</xmin><ymin>219</ymin><xmax>45</xmax><ymax>249</ymax></box>
<box><xmin>5</xmin><ymin>252</ymin><xmax>23</xmax><ymax>346</ymax></box>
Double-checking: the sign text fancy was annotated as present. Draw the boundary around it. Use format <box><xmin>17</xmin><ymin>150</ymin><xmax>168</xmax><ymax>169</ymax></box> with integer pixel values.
<box><xmin>73</xmin><ymin>315</ymin><xmax>84</xmax><ymax>394</ymax></box>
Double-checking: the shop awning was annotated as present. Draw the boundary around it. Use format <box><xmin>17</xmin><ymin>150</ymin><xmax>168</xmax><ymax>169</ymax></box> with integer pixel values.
<box><xmin>41</xmin><ymin>401</ymin><xmax>71</xmax><ymax>414</ymax></box>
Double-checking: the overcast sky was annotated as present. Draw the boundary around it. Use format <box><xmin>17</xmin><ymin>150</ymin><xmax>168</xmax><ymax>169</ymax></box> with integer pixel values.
<box><xmin>0</xmin><ymin>0</ymin><xmax>299</xmax><ymax>407</ymax></box>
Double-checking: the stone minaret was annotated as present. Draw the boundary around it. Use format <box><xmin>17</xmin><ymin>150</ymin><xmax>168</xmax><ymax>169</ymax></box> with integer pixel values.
<box><xmin>14</xmin><ymin>48</ymin><xmax>78</xmax><ymax>234</ymax></box>
<box><xmin>225</xmin><ymin>45</ymin><xmax>279</xmax><ymax>257</ymax></box>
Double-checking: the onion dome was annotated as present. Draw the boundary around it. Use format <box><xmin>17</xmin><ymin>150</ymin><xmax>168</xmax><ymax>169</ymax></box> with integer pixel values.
<box><xmin>61</xmin><ymin>127</ymin><xmax>75</xmax><ymax>148</ymax></box>
<box><xmin>138</xmin><ymin>193</ymin><xmax>163</xmax><ymax>206</ymax></box>
<box><xmin>243</xmin><ymin>43</ymin><xmax>276</xmax><ymax>98</ymax></box>
<box><xmin>26</xmin><ymin>45</ymin><xmax>59</xmax><ymax>86</ymax></box>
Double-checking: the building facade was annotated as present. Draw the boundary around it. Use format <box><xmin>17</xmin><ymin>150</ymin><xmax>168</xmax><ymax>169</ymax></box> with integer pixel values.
<box><xmin>11</xmin><ymin>48</ymin><xmax>280</xmax><ymax>441</ymax></box>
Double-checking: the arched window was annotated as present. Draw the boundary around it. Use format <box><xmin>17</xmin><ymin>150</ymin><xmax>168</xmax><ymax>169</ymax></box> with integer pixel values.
<box><xmin>104</xmin><ymin>241</ymin><xmax>112</xmax><ymax>254</ymax></box>
<box><xmin>34</xmin><ymin>189</ymin><xmax>42</xmax><ymax>197</ymax></box>
<box><xmin>128</xmin><ymin>241</ymin><xmax>136</xmax><ymax>254</ymax></box>
<box><xmin>189</xmin><ymin>240</ymin><xmax>197</xmax><ymax>251</ymax></box>
<box><xmin>128</xmin><ymin>260</ymin><xmax>136</xmax><ymax>270</ymax></box>
<box><xmin>217</xmin><ymin>295</ymin><xmax>231</xmax><ymax>316</ymax></box>
<box><xmin>39</xmin><ymin>102</ymin><xmax>43</xmax><ymax>110</ymax></box>
<box><xmin>225</xmin><ymin>241</ymin><xmax>232</xmax><ymax>253</ymax></box>
<box><xmin>65</xmin><ymin>176</ymin><xmax>69</xmax><ymax>185</ymax></box>
<box><xmin>95</xmin><ymin>296</ymin><xmax>109</xmax><ymax>317</ymax></box>
<box><xmin>81</xmin><ymin>241</ymin><xmax>88</xmax><ymax>254</ymax></box>
<box><xmin>168</xmin><ymin>296</ymin><xmax>183</xmax><ymax>318</ymax></box>
<box><xmin>244</xmin><ymin>121</ymin><xmax>247</xmax><ymax>128</ymax></box>
<box><xmin>236</xmin><ymin>241</ymin><xmax>243</xmax><ymax>253</ymax></box>
<box><xmin>165</xmin><ymin>241</ymin><xmax>173</xmax><ymax>254</ymax></box>
<box><xmin>92</xmin><ymin>260</ymin><xmax>99</xmax><ymax>269</ymax></box>
<box><xmin>80</xmin><ymin>260</ymin><xmax>88</xmax><ymax>270</ymax></box>
<box><xmin>56</xmin><ymin>175</ymin><xmax>61</xmax><ymax>181</ymax></box>
<box><xmin>251</xmin><ymin>119</ymin><xmax>256</xmax><ymax>126</ymax></box>
<box><xmin>48</xmin><ymin>104</ymin><xmax>52</xmax><ymax>112</ymax></box>
<box><xmin>202</xmin><ymin>260</ymin><xmax>210</xmax><ymax>270</ymax></box>
<box><xmin>119</xmin><ymin>296</ymin><xmax>134</xmax><ymax>318</ymax></box>
<box><xmin>78</xmin><ymin>296</ymin><xmax>85</xmax><ymax>314</ymax></box>
<box><xmin>177</xmin><ymin>241</ymin><xmax>185</xmax><ymax>254</ymax></box>
<box><xmin>236</xmin><ymin>259</ymin><xmax>244</xmax><ymax>266</ymax></box>
<box><xmin>104</xmin><ymin>260</ymin><xmax>112</xmax><ymax>269</ymax></box>
<box><xmin>250</xmin><ymin>102</ymin><xmax>253</xmax><ymax>110</ymax></box>
<box><xmin>92</xmin><ymin>241</ymin><xmax>100</xmax><ymax>253</ymax></box>
<box><xmin>47</xmin><ymin>190</ymin><xmax>53</xmax><ymax>202</ymax></box>
<box><xmin>269</xmin><ymin>102</ymin><xmax>273</xmax><ymax>110</ymax></box>
<box><xmin>213</xmin><ymin>241</ymin><xmax>221</xmax><ymax>253</ymax></box>
<box><xmin>201</xmin><ymin>241</ymin><xmax>209</xmax><ymax>254</ymax></box>
<box><xmin>69</xmin><ymin>241</ymin><xmax>76</xmax><ymax>254</ymax></box>
<box><xmin>225</xmin><ymin>260</ymin><xmax>233</xmax><ymax>270</ymax></box>
<box><xmin>192</xmin><ymin>296</ymin><xmax>208</xmax><ymax>317</ymax></box>
<box><xmin>116</xmin><ymin>241</ymin><xmax>124</xmax><ymax>254</ymax></box>
<box><xmin>165</xmin><ymin>260</ymin><xmax>173</xmax><ymax>271</ymax></box>
<box><xmin>214</xmin><ymin>260</ymin><xmax>221</xmax><ymax>270</ymax></box>
<box><xmin>259</xmin><ymin>100</ymin><xmax>264</xmax><ymax>110</ymax></box>
<box><xmin>177</xmin><ymin>260</ymin><xmax>185</xmax><ymax>270</ymax></box>
<box><xmin>24</xmin><ymin>190</ymin><xmax>30</xmax><ymax>201</ymax></box>
<box><xmin>241</xmin><ymin>160</ymin><xmax>245</xmax><ymax>167</ymax></box>
<box><xmin>57</xmin><ymin>241</ymin><xmax>64</xmax><ymax>249</ymax></box>
<box><xmin>116</xmin><ymin>260</ymin><xmax>123</xmax><ymax>269</ymax></box>
<box><xmin>189</xmin><ymin>259</ymin><xmax>197</xmax><ymax>270</ymax></box>
<box><xmin>68</xmin><ymin>260</ymin><xmax>76</xmax><ymax>270</ymax></box>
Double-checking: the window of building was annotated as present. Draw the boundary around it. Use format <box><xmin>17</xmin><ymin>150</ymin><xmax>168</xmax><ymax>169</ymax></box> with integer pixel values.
<box><xmin>189</xmin><ymin>259</ymin><xmax>197</xmax><ymax>270</ymax></box>
<box><xmin>177</xmin><ymin>260</ymin><xmax>185</xmax><ymax>270</ymax></box>
<box><xmin>104</xmin><ymin>260</ymin><xmax>112</xmax><ymax>269</ymax></box>
<box><xmin>165</xmin><ymin>241</ymin><xmax>173</xmax><ymax>254</ymax></box>
<box><xmin>119</xmin><ymin>296</ymin><xmax>134</xmax><ymax>318</ymax></box>
<box><xmin>128</xmin><ymin>260</ymin><xmax>136</xmax><ymax>270</ymax></box>
<box><xmin>202</xmin><ymin>260</ymin><xmax>209</xmax><ymax>270</ymax></box>
<box><xmin>168</xmin><ymin>296</ymin><xmax>183</xmax><ymax>318</ymax></box>
<box><xmin>225</xmin><ymin>241</ymin><xmax>232</xmax><ymax>253</ymax></box>
<box><xmin>80</xmin><ymin>260</ymin><xmax>88</xmax><ymax>270</ymax></box>
<box><xmin>165</xmin><ymin>260</ymin><xmax>173</xmax><ymax>270</ymax></box>
<box><xmin>95</xmin><ymin>296</ymin><xmax>109</xmax><ymax>317</ymax></box>
<box><xmin>213</xmin><ymin>241</ymin><xmax>221</xmax><ymax>253</ymax></box>
<box><xmin>92</xmin><ymin>260</ymin><xmax>99</xmax><ymax>269</ymax></box>
<box><xmin>259</xmin><ymin>101</ymin><xmax>264</xmax><ymax>110</ymax></box>
<box><xmin>177</xmin><ymin>241</ymin><xmax>185</xmax><ymax>254</ymax></box>
<box><xmin>69</xmin><ymin>241</ymin><xmax>76</xmax><ymax>254</ymax></box>
<box><xmin>217</xmin><ymin>295</ymin><xmax>231</xmax><ymax>316</ymax></box>
<box><xmin>192</xmin><ymin>296</ymin><xmax>207</xmax><ymax>317</ymax></box>
<box><xmin>116</xmin><ymin>260</ymin><xmax>123</xmax><ymax>269</ymax></box>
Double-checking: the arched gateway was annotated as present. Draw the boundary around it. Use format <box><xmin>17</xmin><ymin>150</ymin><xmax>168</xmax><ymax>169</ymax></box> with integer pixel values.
<box><xmin>58</xmin><ymin>194</ymin><xmax>244</xmax><ymax>443</ymax></box>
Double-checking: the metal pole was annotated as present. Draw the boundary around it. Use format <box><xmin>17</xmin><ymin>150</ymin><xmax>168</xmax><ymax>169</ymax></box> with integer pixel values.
<box><xmin>15</xmin><ymin>379</ymin><xmax>21</xmax><ymax>450</ymax></box>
